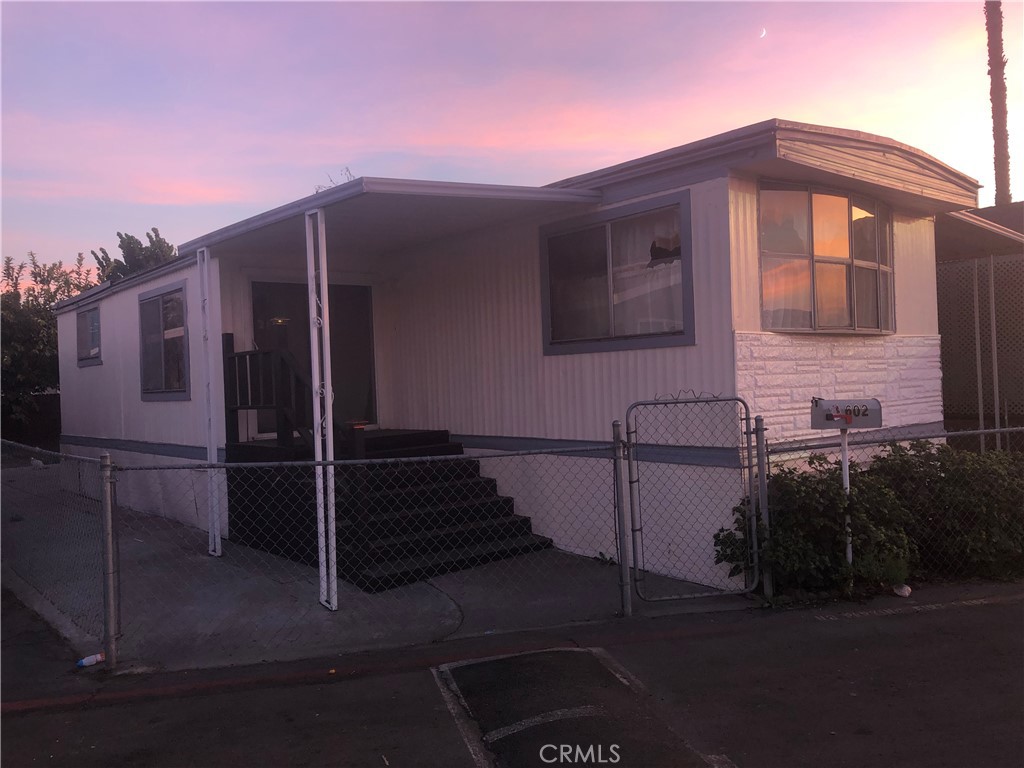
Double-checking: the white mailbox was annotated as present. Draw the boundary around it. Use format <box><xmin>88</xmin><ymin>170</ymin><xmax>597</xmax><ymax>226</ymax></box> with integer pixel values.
<box><xmin>810</xmin><ymin>398</ymin><xmax>882</xmax><ymax>430</ymax></box>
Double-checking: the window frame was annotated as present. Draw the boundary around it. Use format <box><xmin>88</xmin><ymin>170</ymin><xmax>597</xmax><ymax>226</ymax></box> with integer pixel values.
<box><xmin>757</xmin><ymin>182</ymin><xmax>895</xmax><ymax>334</ymax></box>
<box><xmin>76</xmin><ymin>306</ymin><xmax>102</xmax><ymax>367</ymax></box>
<box><xmin>540</xmin><ymin>191</ymin><xmax>695</xmax><ymax>356</ymax></box>
<box><xmin>139</xmin><ymin>281</ymin><xmax>191</xmax><ymax>402</ymax></box>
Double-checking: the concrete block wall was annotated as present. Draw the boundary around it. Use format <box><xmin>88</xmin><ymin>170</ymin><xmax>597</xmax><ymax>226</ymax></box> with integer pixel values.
<box><xmin>735</xmin><ymin>332</ymin><xmax>943</xmax><ymax>442</ymax></box>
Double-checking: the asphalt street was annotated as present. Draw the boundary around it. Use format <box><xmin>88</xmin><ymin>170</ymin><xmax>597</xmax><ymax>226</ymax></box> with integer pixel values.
<box><xmin>3</xmin><ymin>583</ymin><xmax>1022</xmax><ymax>768</ymax></box>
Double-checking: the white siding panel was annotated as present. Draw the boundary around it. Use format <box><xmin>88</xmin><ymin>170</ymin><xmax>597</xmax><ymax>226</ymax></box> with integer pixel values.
<box><xmin>58</xmin><ymin>265</ymin><xmax>207</xmax><ymax>450</ymax></box>
<box><xmin>375</xmin><ymin>178</ymin><xmax>737</xmax><ymax>440</ymax></box>
<box><xmin>893</xmin><ymin>214</ymin><xmax>939</xmax><ymax>335</ymax></box>
<box><xmin>728</xmin><ymin>176</ymin><xmax>761</xmax><ymax>333</ymax></box>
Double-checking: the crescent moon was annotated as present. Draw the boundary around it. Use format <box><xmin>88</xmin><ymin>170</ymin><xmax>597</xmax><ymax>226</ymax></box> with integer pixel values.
<box><xmin>760</xmin><ymin>28</ymin><xmax>767</xmax><ymax>39</ymax></box>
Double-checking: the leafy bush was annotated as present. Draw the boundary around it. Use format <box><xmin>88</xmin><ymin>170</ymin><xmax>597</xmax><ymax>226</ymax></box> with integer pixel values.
<box><xmin>869</xmin><ymin>442</ymin><xmax>1024</xmax><ymax>579</ymax></box>
<box><xmin>715</xmin><ymin>442</ymin><xmax>1024</xmax><ymax>596</ymax></box>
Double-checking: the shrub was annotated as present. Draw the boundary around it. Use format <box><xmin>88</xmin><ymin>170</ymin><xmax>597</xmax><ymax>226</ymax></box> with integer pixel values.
<box><xmin>714</xmin><ymin>442</ymin><xmax>1023</xmax><ymax>596</ymax></box>
<box><xmin>869</xmin><ymin>442</ymin><xmax>1024</xmax><ymax>580</ymax></box>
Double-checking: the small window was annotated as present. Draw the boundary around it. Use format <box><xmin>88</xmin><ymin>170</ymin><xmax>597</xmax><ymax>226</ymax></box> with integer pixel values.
<box><xmin>542</xmin><ymin>192</ymin><xmax>695</xmax><ymax>354</ymax></box>
<box><xmin>139</xmin><ymin>283</ymin><xmax>189</xmax><ymax>400</ymax></box>
<box><xmin>76</xmin><ymin>308</ymin><xmax>102</xmax><ymax>367</ymax></box>
<box><xmin>759</xmin><ymin>183</ymin><xmax>894</xmax><ymax>332</ymax></box>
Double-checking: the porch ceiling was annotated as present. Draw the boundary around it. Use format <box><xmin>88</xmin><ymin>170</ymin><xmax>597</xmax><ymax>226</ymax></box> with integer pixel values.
<box><xmin>180</xmin><ymin>178</ymin><xmax>602</xmax><ymax>264</ymax></box>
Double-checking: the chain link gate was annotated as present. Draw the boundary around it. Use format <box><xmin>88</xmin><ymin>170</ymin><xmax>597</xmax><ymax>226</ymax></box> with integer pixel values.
<box><xmin>624</xmin><ymin>397</ymin><xmax>760</xmax><ymax>601</ymax></box>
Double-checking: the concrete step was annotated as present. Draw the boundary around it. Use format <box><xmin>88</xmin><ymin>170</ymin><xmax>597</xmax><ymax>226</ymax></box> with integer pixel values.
<box><xmin>343</xmin><ymin>514</ymin><xmax>535</xmax><ymax>563</ymax></box>
<box><xmin>338</xmin><ymin>457</ymin><xmax>482</xmax><ymax>492</ymax></box>
<box><xmin>340</xmin><ymin>476</ymin><xmax>498</xmax><ymax>514</ymax></box>
<box><xmin>364</xmin><ymin>442</ymin><xmax>464</xmax><ymax>459</ymax></box>
<box><xmin>337</xmin><ymin>496</ymin><xmax>515</xmax><ymax>541</ymax></box>
<box><xmin>345</xmin><ymin>533</ymin><xmax>554</xmax><ymax>592</ymax></box>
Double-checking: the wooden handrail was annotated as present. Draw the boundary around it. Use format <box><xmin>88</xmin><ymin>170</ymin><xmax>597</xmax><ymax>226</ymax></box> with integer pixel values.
<box><xmin>224</xmin><ymin>347</ymin><xmax>315</xmax><ymax>449</ymax></box>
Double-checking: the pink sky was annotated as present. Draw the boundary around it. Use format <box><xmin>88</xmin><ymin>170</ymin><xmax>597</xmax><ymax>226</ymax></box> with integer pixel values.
<box><xmin>2</xmin><ymin>1</ymin><xmax>1021</xmax><ymax>268</ymax></box>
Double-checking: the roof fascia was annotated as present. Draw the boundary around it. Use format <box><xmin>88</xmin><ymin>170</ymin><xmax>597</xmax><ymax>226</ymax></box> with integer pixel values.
<box><xmin>550</xmin><ymin>119</ymin><xmax>781</xmax><ymax>190</ymax></box>
<box><xmin>774</xmin><ymin>123</ymin><xmax>979</xmax><ymax>194</ymax></box>
<box><xmin>549</xmin><ymin>118</ymin><xmax>979</xmax><ymax>199</ymax></box>
<box><xmin>177</xmin><ymin>177</ymin><xmax>369</xmax><ymax>253</ymax></box>
<box><xmin>360</xmin><ymin>177</ymin><xmax>601</xmax><ymax>203</ymax></box>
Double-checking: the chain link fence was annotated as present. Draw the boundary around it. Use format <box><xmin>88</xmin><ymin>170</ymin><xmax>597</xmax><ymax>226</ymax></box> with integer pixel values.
<box><xmin>7</xmin><ymin>419</ymin><xmax>1018</xmax><ymax>671</ymax></box>
<box><xmin>1</xmin><ymin>442</ymin><xmax>106</xmax><ymax>647</ymax></box>
<box><xmin>3</xmin><ymin>439</ymin><xmax>640</xmax><ymax>671</ymax></box>
<box><xmin>624</xmin><ymin>398</ymin><xmax>758</xmax><ymax>600</ymax></box>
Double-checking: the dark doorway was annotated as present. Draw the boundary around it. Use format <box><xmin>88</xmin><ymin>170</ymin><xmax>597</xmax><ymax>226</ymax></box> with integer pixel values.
<box><xmin>251</xmin><ymin>281</ymin><xmax>376</xmax><ymax>431</ymax></box>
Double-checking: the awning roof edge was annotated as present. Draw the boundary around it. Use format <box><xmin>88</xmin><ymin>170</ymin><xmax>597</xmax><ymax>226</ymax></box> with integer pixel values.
<box><xmin>945</xmin><ymin>210</ymin><xmax>1024</xmax><ymax>244</ymax></box>
<box><xmin>178</xmin><ymin>177</ymin><xmax>602</xmax><ymax>253</ymax></box>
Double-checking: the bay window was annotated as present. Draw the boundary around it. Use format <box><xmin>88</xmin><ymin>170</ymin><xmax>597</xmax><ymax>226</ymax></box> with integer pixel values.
<box><xmin>759</xmin><ymin>183</ymin><xmax>894</xmax><ymax>332</ymax></box>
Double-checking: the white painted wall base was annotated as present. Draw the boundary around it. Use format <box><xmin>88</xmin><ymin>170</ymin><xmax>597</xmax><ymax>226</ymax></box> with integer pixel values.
<box><xmin>58</xmin><ymin>444</ymin><xmax>229</xmax><ymax>537</ymax></box>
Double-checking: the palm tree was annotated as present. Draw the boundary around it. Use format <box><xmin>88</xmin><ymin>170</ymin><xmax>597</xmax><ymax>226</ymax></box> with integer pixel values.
<box><xmin>985</xmin><ymin>1</ymin><xmax>1012</xmax><ymax>205</ymax></box>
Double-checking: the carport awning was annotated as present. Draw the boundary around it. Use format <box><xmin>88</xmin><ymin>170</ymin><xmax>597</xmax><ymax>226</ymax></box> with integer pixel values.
<box><xmin>178</xmin><ymin>177</ymin><xmax>603</xmax><ymax>260</ymax></box>
<box><xmin>935</xmin><ymin>205</ymin><xmax>1024</xmax><ymax>263</ymax></box>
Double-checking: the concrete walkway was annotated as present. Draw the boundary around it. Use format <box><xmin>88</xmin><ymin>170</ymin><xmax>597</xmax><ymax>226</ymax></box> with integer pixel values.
<box><xmin>2</xmin><ymin>463</ymin><xmax>750</xmax><ymax>672</ymax></box>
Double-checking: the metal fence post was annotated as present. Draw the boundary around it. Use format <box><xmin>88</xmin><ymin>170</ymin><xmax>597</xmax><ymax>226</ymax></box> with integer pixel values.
<box><xmin>100</xmin><ymin>453</ymin><xmax>119</xmax><ymax>670</ymax></box>
<box><xmin>612</xmin><ymin>421</ymin><xmax>632</xmax><ymax>618</ymax></box>
<box><xmin>754</xmin><ymin>417</ymin><xmax>773</xmax><ymax>601</ymax></box>
<box><xmin>625</xmin><ymin>418</ymin><xmax>643</xmax><ymax>596</ymax></box>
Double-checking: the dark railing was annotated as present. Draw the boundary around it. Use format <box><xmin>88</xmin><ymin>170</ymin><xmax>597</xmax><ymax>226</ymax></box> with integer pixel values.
<box><xmin>223</xmin><ymin>334</ymin><xmax>314</xmax><ymax>449</ymax></box>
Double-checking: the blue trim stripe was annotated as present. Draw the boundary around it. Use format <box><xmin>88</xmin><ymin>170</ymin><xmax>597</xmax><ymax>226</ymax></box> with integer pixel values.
<box><xmin>453</xmin><ymin>434</ymin><xmax>741</xmax><ymax>467</ymax></box>
<box><xmin>61</xmin><ymin>433</ymin><xmax>739</xmax><ymax>468</ymax></box>
<box><xmin>632</xmin><ymin>444</ymin><xmax>742</xmax><ymax>468</ymax></box>
<box><xmin>60</xmin><ymin>435</ymin><xmax>225</xmax><ymax>463</ymax></box>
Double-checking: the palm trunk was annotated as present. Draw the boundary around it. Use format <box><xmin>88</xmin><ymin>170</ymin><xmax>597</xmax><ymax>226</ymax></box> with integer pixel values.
<box><xmin>985</xmin><ymin>1</ymin><xmax>1012</xmax><ymax>205</ymax></box>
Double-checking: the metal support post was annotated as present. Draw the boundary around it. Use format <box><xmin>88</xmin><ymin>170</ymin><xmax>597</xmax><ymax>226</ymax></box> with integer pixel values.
<box><xmin>742</xmin><ymin>412</ymin><xmax>758</xmax><ymax>592</ymax></box>
<box><xmin>988</xmin><ymin>255</ymin><xmax>1002</xmax><ymax>450</ymax></box>
<box><xmin>306</xmin><ymin>208</ymin><xmax>338</xmax><ymax>611</ymax></box>
<box><xmin>612</xmin><ymin>421</ymin><xmax>632</xmax><ymax>618</ymax></box>
<box><xmin>198</xmin><ymin>247</ymin><xmax>222</xmax><ymax>556</ymax></box>
<box><xmin>754</xmin><ymin>416</ymin><xmax>773</xmax><ymax>600</ymax></box>
<box><xmin>973</xmin><ymin>262</ymin><xmax>986</xmax><ymax>451</ymax></box>
<box><xmin>100</xmin><ymin>453</ymin><xmax>119</xmax><ymax>670</ymax></box>
<box><xmin>841</xmin><ymin>427</ymin><xmax>853</xmax><ymax>565</ymax></box>
<box><xmin>625</xmin><ymin>420</ymin><xmax>643</xmax><ymax>594</ymax></box>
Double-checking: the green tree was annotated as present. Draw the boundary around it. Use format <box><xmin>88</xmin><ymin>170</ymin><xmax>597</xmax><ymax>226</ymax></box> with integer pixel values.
<box><xmin>92</xmin><ymin>227</ymin><xmax>177</xmax><ymax>282</ymax></box>
<box><xmin>1</xmin><ymin>253</ymin><xmax>95</xmax><ymax>423</ymax></box>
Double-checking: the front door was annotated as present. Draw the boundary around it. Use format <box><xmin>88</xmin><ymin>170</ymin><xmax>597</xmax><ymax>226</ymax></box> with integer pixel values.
<box><xmin>251</xmin><ymin>281</ymin><xmax>376</xmax><ymax>430</ymax></box>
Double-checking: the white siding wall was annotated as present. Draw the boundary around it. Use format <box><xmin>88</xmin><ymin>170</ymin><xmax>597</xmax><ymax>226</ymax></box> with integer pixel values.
<box><xmin>58</xmin><ymin>264</ymin><xmax>208</xmax><ymax>450</ymax></box>
<box><xmin>374</xmin><ymin>177</ymin><xmax>737</xmax><ymax>441</ymax></box>
<box><xmin>57</xmin><ymin>263</ymin><xmax>227</xmax><ymax>531</ymax></box>
<box><xmin>728</xmin><ymin>177</ymin><xmax>943</xmax><ymax>441</ymax></box>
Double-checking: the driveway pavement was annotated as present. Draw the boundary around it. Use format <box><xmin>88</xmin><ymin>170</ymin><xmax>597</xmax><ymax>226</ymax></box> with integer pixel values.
<box><xmin>3</xmin><ymin>581</ymin><xmax>1022</xmax><ymax>768</ymax></box>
